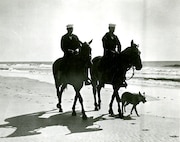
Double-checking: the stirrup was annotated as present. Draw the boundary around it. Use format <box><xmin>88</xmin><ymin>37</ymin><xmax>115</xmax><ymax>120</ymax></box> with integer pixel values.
<box><xmin>120</xmin><ymin>81</ymin><xmax>127</xmax><ymax>87</ymax></box>
<box><xmin>85</xmin><ymin>78</ymin><xmax>91</xmax><ymax>85</ymax></box>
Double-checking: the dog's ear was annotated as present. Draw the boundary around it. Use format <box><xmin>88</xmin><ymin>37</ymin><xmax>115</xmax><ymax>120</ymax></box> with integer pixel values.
<box><xmin>139</xmin><ymin>91</ymin><xmax>141</xmax><ymax>95</ymax></box>
<box><xmin>143</xmin><ymin>92</ymin><xmax>146</xmax><ymax>97</ymax></box>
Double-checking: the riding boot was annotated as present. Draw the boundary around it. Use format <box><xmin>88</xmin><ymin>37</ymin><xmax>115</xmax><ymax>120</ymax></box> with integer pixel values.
<box><xmin>120</xmin><ymin>75</ymin><xmax>127</xmax><ymax>87</ymax></box>
<box><xmin>122</xmin><ymin>72</ymin><xmax>127</xmax><ymax>87</ymax></box>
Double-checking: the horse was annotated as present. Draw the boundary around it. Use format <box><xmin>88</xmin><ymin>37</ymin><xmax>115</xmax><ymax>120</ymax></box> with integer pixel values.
<box><xmin>90</xmin><ymin>40</ymin><xmax>142</xmax><ymax>118</ymax></box>
<box><xmin>52</xmin><ymin>40</ymin><xmax>92</xmax><ymax>120</ymax></box>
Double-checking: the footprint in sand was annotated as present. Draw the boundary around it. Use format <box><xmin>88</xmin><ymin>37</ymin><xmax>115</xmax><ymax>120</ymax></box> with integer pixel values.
<box><xmin>131</xmin><ymin>123</ymin><xmax>136</xmax><ymax>125</ymax></box>
<box><xmin>170</xmin><ymin>135</ymin><xmax>179</xmax><ymax>138</ymax></box>
<box><xmin>142</xmin><ymin>129</ymin><xmax>149</xmax><ymax>131</ymax></box>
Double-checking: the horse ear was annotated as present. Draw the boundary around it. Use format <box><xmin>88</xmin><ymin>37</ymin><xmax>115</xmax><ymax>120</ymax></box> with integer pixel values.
<box><xmin>89</xmin><ymin>39</ymin><xmax>93</xmax><ymax>44</ymax></box>
<box><xmin>131</xmin><ymin>40</ymin><xmax>134</xmax><ymax>46</ymax></box>
<box><xmin>79</xmin><ymin>40</ymin><xmax>83</xmax><ymax>45</ymax></box>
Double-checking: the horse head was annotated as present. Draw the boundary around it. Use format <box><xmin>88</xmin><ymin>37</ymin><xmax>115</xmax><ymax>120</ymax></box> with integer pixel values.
<box><xmin>122</xmin><ymin>40</ymin><xmax>142</xmax><ymax>70</ymax></box>
<box><xmin>79</xmin><ymin>40</ymin><xmax>92</xmax><ymax>61</ymax></box>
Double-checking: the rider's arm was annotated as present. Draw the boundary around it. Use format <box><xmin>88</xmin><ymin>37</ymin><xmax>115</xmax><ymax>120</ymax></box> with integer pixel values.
<box><xmin>73</xmin><ymin>35</ymin><xmax>81</xmax><ymax>50</ymax></box>
<box><xmin>102</xmin><ymin>34</ymin><xmax>108</xmax><ymax>55</ymax></box>
<box><xmin>61</xmin><ymin>36</ymin><xmax>66</xmax><ymax>53</ymax></box>
<box><xmin>102</xmin><ymin>35</ymin><xmax>107</xmax><ymax>49</ymax></box>
<box><xmin>116</xmin><ymin>36</ymin><xmax>121</xmax><ymax>53</ymax></box>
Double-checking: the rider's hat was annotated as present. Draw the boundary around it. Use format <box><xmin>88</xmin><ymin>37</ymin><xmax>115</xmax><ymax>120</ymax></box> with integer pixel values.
<box><xmin>109</xmin><ymin>24</ymin><xmax>116</xmax><ymax>28</ymax></box>
<box><xmin>66</xmin><ymin>24</ymin><xmax>73</xmax><ymax>29</ymax></box>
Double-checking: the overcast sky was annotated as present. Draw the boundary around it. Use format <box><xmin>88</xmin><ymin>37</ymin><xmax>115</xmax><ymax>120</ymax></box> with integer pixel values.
<box><xmin>0</xmin><ymin>0</ymin><xmax>180</xmax><ymax>61</ymax></box>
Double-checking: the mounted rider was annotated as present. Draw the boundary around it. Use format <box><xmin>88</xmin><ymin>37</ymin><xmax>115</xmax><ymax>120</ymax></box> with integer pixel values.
<box><xmin>102</xmin><ymin>24</ymin><xmax>121</xmax><ymax>57</ymax></box>
<box><xmin>61</xmin><ymin>24</ymin><xmax>80</xmax><ymax>57</ymax></box>
<box><xmin>101</xmin><ymin>24</ymin><xmax>127</xmax><ymax>87</ymax></box>
<box><xmin>60</xmin><ymin>24</ymin><xmax>91</xmax><ymax>85</ymax></box>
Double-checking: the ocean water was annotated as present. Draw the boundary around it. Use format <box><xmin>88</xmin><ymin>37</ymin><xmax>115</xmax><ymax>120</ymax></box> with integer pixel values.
<box><xmin>126</xmin><ymin>61</ymin><xmax>180</xmax><ymax>88</ymax></box>
<box><xmin>0</xmin><ymin>61</ymin><xmax>180</xmax><ymax>88</ymax></box>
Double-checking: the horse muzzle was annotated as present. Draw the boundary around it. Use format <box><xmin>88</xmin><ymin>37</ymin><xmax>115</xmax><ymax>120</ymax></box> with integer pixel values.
<box><xmin>136</xmin><ymin>64</ymin><xmax>142</xmax><ymax>70</ymax></box>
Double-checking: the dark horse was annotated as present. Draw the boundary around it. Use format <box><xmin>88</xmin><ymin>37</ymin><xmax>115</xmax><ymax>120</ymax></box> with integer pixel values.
<box><xmin>90</xmin><ymin>40</ymin><xmax>142</xmax><ymax>118</ymax></box>
<box><xmin>52</xmin><ymin>40</ymin><xmax>92</xmax><ymax>120</ymax></box>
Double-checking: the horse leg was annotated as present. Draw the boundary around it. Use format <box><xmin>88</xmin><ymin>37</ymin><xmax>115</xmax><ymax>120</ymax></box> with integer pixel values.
<box><xmin>121</xmin><ymin>101</ymin><xmax>124</xmax><ymax>116</ymax></box>
<box><xmin>97</xmin><ymin>83</ymin><xmax>103</xmax><ymax>110</ymax></box>
<box><xmin>115</xmin><ymin>92</ymin><xmax>123</xmax><ymax>118</ymax></box>
<box><xmin>78</xmin><ymin>92</ymin><xmax>87</xmax><ymax>120</ymax></box>
<box><xmin>113</xmin><ymin>85</ymin><xmax>123</xmax><ymax>118</ymax></box>
<box><xmin>109</xmin><ymin>92</ymin><xmax>116</xmax><ymax>116</ymax></box>
<box><xmin>92</xmin><ymin>80</ymin><xmax>98</xmax><ymax>111</ymax></box>
<box><xmin>72</xmin><ymin>94</ymin><xmax>78</xmax><ymax>116</ymax></box>
<box><xmin>56</xmin><ymin>84</ymin><xmax>66</xmax><ymax>112</ymax></box>
<box><xmin>73</xmin><ymin>86</ymin><xmax>87</xmax><ymax>120</ymax></box>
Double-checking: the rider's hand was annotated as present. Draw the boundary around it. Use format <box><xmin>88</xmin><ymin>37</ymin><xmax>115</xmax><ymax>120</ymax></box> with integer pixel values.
<box><xmin>68</xmin><ymin>49</ymin><xmax>74</xmax><ymax>53</ymax></box>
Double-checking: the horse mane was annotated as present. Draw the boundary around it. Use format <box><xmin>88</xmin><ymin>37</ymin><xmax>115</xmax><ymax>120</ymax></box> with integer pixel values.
<box><xmin>121</xmin><ymin>47</ymin><xmax>132</xmax><ymax>55</ymax></box>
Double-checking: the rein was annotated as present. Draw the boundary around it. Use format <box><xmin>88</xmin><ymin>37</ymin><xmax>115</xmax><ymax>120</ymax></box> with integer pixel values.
<box><xmin>126</xmin><ymin>66</ymin><xmax>135</xmax><ymax>80</ymax></box>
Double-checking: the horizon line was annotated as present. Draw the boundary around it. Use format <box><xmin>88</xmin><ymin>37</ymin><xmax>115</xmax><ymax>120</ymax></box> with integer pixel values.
<box><xmin>0</xmin><ymin>60</ymin><xmax>180</xmax><ymax>63</ymax></box>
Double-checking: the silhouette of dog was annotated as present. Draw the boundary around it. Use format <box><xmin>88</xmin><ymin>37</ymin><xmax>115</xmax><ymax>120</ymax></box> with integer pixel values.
<box><xmin>121</xmin><ymin>91</ymin><xmax>146</xmax><ymax>116</ymax></box>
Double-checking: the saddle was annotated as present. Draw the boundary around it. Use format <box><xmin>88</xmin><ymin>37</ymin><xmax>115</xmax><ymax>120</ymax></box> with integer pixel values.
<box><xmin>99</xmin><ymin>54</ymin><xmax>127</xmax><ymax>87</ymax></box>
<box><xmin>59</xmin><ymin>54</ymin><xmax>89</xmax><ymax>79</ymax></box>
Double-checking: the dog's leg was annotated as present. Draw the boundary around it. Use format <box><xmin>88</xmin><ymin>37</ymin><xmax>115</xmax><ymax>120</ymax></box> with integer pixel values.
<box><xmin>124</xmin><ymin>102</ymin><xmax>129</xmax><ymax>112</ymax></box>
<box><xmin>131</xmin><ymin>105</ymin><xmax>139</xmax><ymax>116</ymax></box>
<box><xmin>130</xmin><ymin>105</ymin><xmax>135</xmax><ymax>115</ymax></box>
<box><xmin>134</xmin><ymin>106</ymin><xmax>139</xmax><ymax>116</ymax></box>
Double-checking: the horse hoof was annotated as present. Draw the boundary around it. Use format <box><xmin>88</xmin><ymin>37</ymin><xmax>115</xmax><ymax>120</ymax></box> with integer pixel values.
<box><xmin>98</xmin><ymin>105</ymin><xmax>101</xmax><ymax>110</ymax></box>
<box><xmin>72</xmin><ymin>111</ymin><xmax>76</xmax><ymax>116</ymax></box>
<box><xmin>109</xmin><ymin>109</ymin><xmax>114</xmax><ymax>116</ymax></box>
<box><xmin>95</xmin><ymin>107</ymin><xmax>99</xmax><ymax>111</ymax></box>
<box><xmin>82</xmin><ymin>114</ymin><xmax>88</xmax><ymax>120</ymax></box>
<box><xmin>119</xmin><ymin>113</ymin><xmax>123</xmax><ymax>119</ymax></box>
<box><xmin>59</xmin><ymin>108</ymin><xmax>63</xmax><ymax>112</ymax></box>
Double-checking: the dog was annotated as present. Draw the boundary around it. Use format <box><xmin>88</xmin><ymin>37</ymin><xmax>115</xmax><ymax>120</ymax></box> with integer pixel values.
<box><xmin>121</xmin><ymin>91</ymin><xmax>146</xmax><ymax>116</ymax></box>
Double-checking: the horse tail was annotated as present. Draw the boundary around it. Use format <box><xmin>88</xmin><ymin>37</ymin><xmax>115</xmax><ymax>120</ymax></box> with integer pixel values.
<box><xmin>52</xmin><ymin>58</ymin><xmax>62</xmax><ymax>77</ymax></box>
<box><xmin>90</xmin><ymin>56</ymin><xmax>102</xmax><ymax>86</ymax></box>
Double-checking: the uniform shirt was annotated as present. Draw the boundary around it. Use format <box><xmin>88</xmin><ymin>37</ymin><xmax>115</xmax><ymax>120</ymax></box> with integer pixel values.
<box><xmin>61</xmin><ymin>33</ymin><xmax>80</xmax><ymax>55</ymax></box>
<box><xmin>102</xmin><ymin>32</ymin><xmax>121</xmax><ymax>54</ymax></box>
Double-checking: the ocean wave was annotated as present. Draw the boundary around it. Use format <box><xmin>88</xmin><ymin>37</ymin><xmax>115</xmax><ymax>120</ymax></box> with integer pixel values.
<box><xmin>142</xmin><ymin>77</ymin><xmax>180</xmax><ymax>82</ymax></box>
<box><xmin>0</xmin><ymin>61</ymin><xmax>180</xmax><ymax>88</ymax></box>
<box><xmin>0</xmin><ymin>67</ymin><xmax>9</xmax><ymax>70</ymax></box>
<box><xmin>164</xmin><ymin>64</ymin><xmax>180</xmax><ymax>68</ymax></box>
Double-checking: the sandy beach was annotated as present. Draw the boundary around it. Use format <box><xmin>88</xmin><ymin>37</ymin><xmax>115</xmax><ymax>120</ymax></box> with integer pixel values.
<box><xmin>0</xmin><ymin>75</ymin><xmax>179</xmax><ymax>142</ymax></box>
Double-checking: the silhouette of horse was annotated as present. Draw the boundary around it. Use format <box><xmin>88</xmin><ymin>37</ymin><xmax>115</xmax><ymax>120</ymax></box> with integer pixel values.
<box><xmin>0</xmin><ymin>110</ymin><xmax>104</xmax><ymax>137</ymax></box>
<box><xmin>90</xmin><ymin>40</ymin><xmax>142</xmax><ymax>118</ymax></box>
<box><xmin>52</xmin><ymin>40</ymin><xmax>92</xmax><ymax>120</ymax></box>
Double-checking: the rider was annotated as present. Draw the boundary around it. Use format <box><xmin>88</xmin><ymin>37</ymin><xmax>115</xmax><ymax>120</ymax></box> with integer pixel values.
<box><xmin>101</xmin><ymin>24</ymin><xmax>127</xmax><ymax>87</ymax></box>
<box><xmin>61</xmin><ymin>24</ymin><xmax>80</xmax><ymax>57</ymax></box>
<box><xmin>102</xmin><ymin>24</ymin><xmax>121</xmax><ymax>57</ymax></box>
<box><xmin>60</xmin><ymin>24</ymin><xmax>91</xmax><ymax>85</ymax></box>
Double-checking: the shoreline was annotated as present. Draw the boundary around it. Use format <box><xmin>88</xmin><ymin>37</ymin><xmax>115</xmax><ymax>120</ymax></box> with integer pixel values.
<box><xmin>0</xmin><ymin>75</ymin><xmax>179</xmax><ymax>141</ymax></box>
